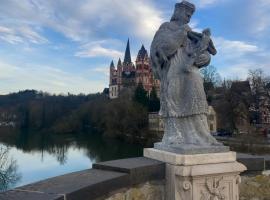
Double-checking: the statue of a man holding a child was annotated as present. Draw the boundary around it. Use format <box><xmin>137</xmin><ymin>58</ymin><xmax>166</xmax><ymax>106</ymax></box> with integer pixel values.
<box><xmin>150</xmin><ymin>0</ymin><xmax>229</xmax><ymax>154</ymax></box>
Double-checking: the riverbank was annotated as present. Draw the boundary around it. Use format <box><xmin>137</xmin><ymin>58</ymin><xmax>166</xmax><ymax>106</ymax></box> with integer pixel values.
<box><xmin>0</xmin><ymin>132</ymin><xmax>143</xmax><ymax>191</ymax></box>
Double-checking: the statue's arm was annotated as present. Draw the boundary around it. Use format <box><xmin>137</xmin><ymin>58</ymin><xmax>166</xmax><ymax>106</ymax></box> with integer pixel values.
<box><xmin>187</xmin><ymin>31</ymin><xmax>202</xmax><ymax>42</ymax></box>
<box><xmin>208</xmin><ymin>39</ymin><xmax>217</xmax><ymax>55</ymax></box>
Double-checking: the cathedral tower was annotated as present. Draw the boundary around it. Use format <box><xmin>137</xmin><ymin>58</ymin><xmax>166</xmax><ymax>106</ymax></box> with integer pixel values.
<box><xmin>136</xmin><ymin>45</ymin><xmax>157</xmax><ymax>94</ymax></box>
<box><xmin>108</xmin><ymin>39</ymin><xmax>160</xmax><ymax>99</ymax></box>
<box><xmin>109</xmin><ymin>60</ymin><xmax>119</xmax><ymax>99</ymax></box>
<box><xmin>122</xmin><ymin>39</ymin><xmax>136</xmax><ymax>88</ymax></box>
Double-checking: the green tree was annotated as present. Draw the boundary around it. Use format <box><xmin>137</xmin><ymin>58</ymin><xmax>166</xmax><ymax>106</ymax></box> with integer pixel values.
<box><xmin>149</xmin><ymin>87</ymin><xmax>160</xmax><ymax>112</ymax></box>
<box><xmin>133</xmin><ymin>83</ymin><xmax>148</xmax><ymax>107</ymax></box>
<box><xmin>104</xmin><ymin>92</ymin><xmax>148</xmax><ymax>142</ymax></box>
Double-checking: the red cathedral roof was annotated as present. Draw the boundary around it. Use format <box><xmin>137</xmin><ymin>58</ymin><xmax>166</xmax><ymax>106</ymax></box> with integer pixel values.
<box><xmin>136</xmin><ymin>45</ymin><xmax>148</xmax><ymax>61</ymax></box>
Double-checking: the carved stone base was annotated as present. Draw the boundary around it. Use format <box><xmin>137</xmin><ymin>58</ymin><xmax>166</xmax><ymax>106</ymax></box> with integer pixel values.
<box><xmin>144</xmin><ymin>148</ymin><xmax>246</xmax><ymax>200</ymax></box>
<box><xmin>154</xmin><ymin>142</ymin><xmax>230</xmax><ymax>155</ymax></box>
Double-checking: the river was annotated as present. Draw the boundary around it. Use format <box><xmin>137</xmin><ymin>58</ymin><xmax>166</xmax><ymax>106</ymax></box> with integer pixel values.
<box><xmin>0</xmin><ymin>130</ymin><xmax>143</xmax><ymax>191</ymax></box>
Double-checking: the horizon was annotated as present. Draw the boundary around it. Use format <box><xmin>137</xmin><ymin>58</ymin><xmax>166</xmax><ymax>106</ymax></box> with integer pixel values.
<box><xmin>1</xmin><ymin>0</ymin><xmax>270</xmax><ymax>94</ymax></box>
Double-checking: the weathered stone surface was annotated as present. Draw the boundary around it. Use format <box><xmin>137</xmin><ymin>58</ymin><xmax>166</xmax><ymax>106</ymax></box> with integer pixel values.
<box><xmin>262</xmin><ymin>170</ymin><xmax>270</xmax><ymax>176</ymax></box>
<box><xmin>240</xmin><ymin>175</ymin><xmax>270</xmax><ymax>200</ymax></box>
<box><xmin>144</xmin><ymin>148</ymin><xmax>236</xmax><ymax>165</ymax></box>
<box><xmin>16</xmin><ymin>169</ymin><xmax>129</xmax><ymax>200</ymax></box>
<box><xmin>175</xmin><ymin>162</ymin><xmax>246</xmax><ymax>176</ymax></box>
<box><xmin>265</xmin><ymin>159</ymin><xmax>270</xmax><ymax>170</ymax></box>
<box><xmin>237</xmin><ymin>154</ymin><xmax>265</xmax><ymax>171</ymax></box>
<box><xmin>93</xmin><ymin>157</ymin><xmax>165</xmax><ymax>185</ymax></box>
<box><xmin>167</xmin><ymin>162</ymin><xmax>245</xmax><ymax>200</ymax></box>
<box><xmin>154</xmin><ymin>142</ymin><xmax>230</xmax><ymax>154</ymax></box>
<box><xmin>0</xmin><ymin>157</ymin><xmax>166</xmax><ymax>200</ymax></box>
<box><xmin>145</xmin><ymin>149</ymin><xmax>246</xmax><ymax>200</ymax></box>
<box><xmin>0</xmin><ymin>190</ymin><xmax>64</xmax><ymax>200</ymax></box>
<box><xmin>101</xmin><ymin>181</ymin><xmax>165</xmax><ymax>200</ymax></box>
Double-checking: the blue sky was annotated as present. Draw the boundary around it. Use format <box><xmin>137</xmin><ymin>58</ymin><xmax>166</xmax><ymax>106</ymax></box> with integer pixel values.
<box><xmin>0</xmin><ymin>0</ymin><xmax>269</xmax><ymax>94</ymax></box>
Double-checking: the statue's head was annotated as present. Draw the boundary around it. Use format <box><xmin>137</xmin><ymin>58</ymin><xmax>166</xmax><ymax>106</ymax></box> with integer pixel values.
<box><xmin>170</xmin><ymin>1</ymin><xmax>195</xmax><ymax>25</ymax></box>
<box><xmin>203</xmin><ymin>28</ymin><xmax>211</xmax><ymax>36</ymax></box>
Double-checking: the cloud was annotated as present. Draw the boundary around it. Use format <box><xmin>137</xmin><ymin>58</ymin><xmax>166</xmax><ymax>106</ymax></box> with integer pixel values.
<box><xmin>228</xmin><ymin>0</ymin><xmax>270</xmax><ymax>37</ymax></box>
<box><xmin>212</xmin><ymin>37</ymin><xmax>270</xmax><ymax>79</ymax></box>
<box><xmin>18</xmin><ymin>26</ymin><xmax>48</xmax><ymax>44</ymax></box>
<box><xmin>0</xmin><ymin>0</ymin><xmax>163</xmax><ymax>43</ymax></box>
<box><xmin>198</xmin><ymin>0</ymin><xmax>218</xmax><ymax>7</ymax></box>
<box><xmin>249</xmin><ymin>0</ymin><xmax>270</xmax><ymax>35</ymax></box>
<box><xmin>214</xmin><ymin>37</ymin><xmax>259</xmax><ymax>58</ymax></box>
<box><xmin>190</xmin><ymin>0</ymin><xmax>220</xmax><ymax>8</ymax></box>
<box><xmin>0</xmin><ymin>60</ymin><xmax>105</xmax><ymax>95</ymax></box>
<box><xmin>0</xmin><ymin>62</ymin><xmax>19</xmax><ymax>79</ymax></box>
<box><xmin>218</xmin><ymin>62</ymin><xmax>256</xmax><ymax>80</ymax></box>
<box><xmin>75</xmin><ymin>44</ymin><xmax>122</xmax><ymax>59</ymax></box>
<box><xmin>0</xmin><ymin>26</ymin><xmax>14</xmax><ymax>34</ymax></box>
<box><xmin>89</xmin><ymin>66</ymin><xmax>109</xmax><ymax>76</ymax></box>
<box><xmin>0</xmin><ymin>25</ymin><xmax>48</xmax><ymax>44</ymax></box>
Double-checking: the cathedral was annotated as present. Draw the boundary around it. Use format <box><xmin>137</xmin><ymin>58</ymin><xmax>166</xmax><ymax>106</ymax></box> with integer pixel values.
<box><xmin>109</xmin><ymin>39</ymin><xmax>160</xmax><ymax>99</ymax></box>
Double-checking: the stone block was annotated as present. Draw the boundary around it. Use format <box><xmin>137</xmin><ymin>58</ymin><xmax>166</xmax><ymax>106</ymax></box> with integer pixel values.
<box><xmin>0</xmin><ymin>190</ymin><xmax>64</xmax><ymax>200</ymax></box>
<box><xmin>103</xmin><ymin>181</ymin><xmax>165</xmax><ymax>200</ymax></box>
<box><xmin>17</xmin><ymin>169</ymin><xmax>129</xmax><ymax>200</ymax></box>
<box><xmin>93</xmin><ymin>157</ymin><xmax>165</xmax><ymax>184</ymax></box>
<box><xmin>144</xmin><ymin>148</ymin><xmax>246</xmax><ymax>200</ymax></box>
<box><xmin>154</xmin><ymin>142</ymin><xmax>230</xmax><ymax>155</ymax></box>
<box><xmin>1</xmin><ymin>157</ymin><xmax>166</xmax><ymax>200</ymax></box>
<box><xmin>265</xmin><ymin>159</ymin><xmax>270</xmax><ymax>170</ymax></box>
<box><xmin>144</xmin><ymin>148</ymin><xmax>236</xmax><ymax>165</ymax></box>
<box><xmin>238</xmin><ymin>158</ymin><xmax>265</xmax><ymax>171</ymax></box>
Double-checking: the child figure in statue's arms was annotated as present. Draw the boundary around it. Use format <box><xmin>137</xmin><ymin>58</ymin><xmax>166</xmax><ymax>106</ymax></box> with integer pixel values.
<box><xmin>187</xmin><ymin>28</ymin><xmax>217</xmax><ymax>69</ymax></box>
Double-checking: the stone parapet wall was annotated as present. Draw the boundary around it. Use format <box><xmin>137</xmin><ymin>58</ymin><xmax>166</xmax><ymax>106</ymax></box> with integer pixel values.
<box><xmin>1</xmin><ymin>155</ymin><xmax>264</xmax><ymax>200</ymax></box>
<box><xmin>98</xmin><ymin>181</ymin><xmax>165</xmax><ymax>200</ymax></box>
<box><xmin>0</xmin><ymin>157</ymin><xmax>165</xmax><ymax>200</ymax></box>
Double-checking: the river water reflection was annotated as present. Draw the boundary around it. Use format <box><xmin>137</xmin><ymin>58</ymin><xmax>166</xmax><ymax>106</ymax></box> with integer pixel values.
<box><xmin>0</xmin><ymin>130</ymin><xmax>143</xmax><ymax>191</ymax></box>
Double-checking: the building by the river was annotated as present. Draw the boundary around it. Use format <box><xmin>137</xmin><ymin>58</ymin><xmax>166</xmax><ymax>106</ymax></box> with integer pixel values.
<box><xmin>149</xmin><ymin>106</ymin><xmax>217</xmax><ymax>133</ymax></box>
<box><xmin>109</xmin><ymin>39</ymin><xmax>160</xmax><ymax>99</ymax></box>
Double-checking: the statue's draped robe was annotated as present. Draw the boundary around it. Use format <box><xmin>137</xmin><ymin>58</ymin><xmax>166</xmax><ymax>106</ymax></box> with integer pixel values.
<box><xmin>151</xmin><ymin>22</ymin><xmax>208</xmax><ymax>119</ymax></box>
<box><xmin>150</xmin><ymin>22</ymin><xmax>218</xmax><ymax>146</ymax></box>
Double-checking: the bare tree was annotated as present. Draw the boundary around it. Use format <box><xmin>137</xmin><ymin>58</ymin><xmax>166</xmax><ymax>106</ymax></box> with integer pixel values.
<box><xmin>0</xmin><ymin>147</ymin><xmax>21</xmax><ymax>191</ymax></box>
<box><xmin>248</xmin><ymin>68</ymin><xmax>270</xmax><ymax>94</ymax></box>
<box><xmin>200</xmin><ymin>65</ymin><xmax>222</xmax><ymax>87</ymax></box>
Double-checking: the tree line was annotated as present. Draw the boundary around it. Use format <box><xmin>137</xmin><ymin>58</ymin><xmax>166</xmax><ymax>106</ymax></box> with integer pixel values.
<box><xmin>0</xmin><ymin>85</ymin><xmax>160</xmax><ymax>144</ymax></box>
<box><xmin>1</xmin><ymin>66</ymin><xmax>269</xmax><ymax>142</ymax></box>
<box><xmin>201</xmin><ymin>66</ymin><xmax>270</xmax><ymax>134</ymax></box>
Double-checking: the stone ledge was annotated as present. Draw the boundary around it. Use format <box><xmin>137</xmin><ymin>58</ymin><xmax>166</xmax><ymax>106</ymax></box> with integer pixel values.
<box><xmin>144</xmin><ymin>148</ymin><xmax>236</xmax><ymax>166</ymax></box>
<box><xmin>237</xmin><ymin>153</ymin><xmax>269</xmax><ymax>171</ymax></box>
<box><xmin>0</xmin><ymin>157</ymin><xmax>165</xmax><ymax>200</ymax></box>
<box><xmin>0</xmin><ymin>190</ymin><xmax>64</xmax><ymax>200</ymax></box>
<box><xmin>238</xmin><ymin>157</ymin><xmax>265</xmax><ymax>171</ymax></box>
<box><xmin>93</xmin><ymin>157</ymin><xmax>165</xmax><ymax>185</ymax></box>
<box><xmin>15</xmin><ymin>169</ymin><xmax>129</xmax><ymax>200</ymax></box>
<box><xmin>175</xmin><ymin>162</ymin><xmax>247</xmax><ymax>176</ymax></box>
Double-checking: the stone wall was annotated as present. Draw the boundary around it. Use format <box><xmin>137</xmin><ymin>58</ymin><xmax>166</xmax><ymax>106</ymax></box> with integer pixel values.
<box><xmin>240</xmin><ymin>175</ymin><xmax>270</xmax><ymax>200</ymax></box>
<box><xmin>99</xmin><ymin>181</ymin><xmax>165</xmax><ymax>200</ymax></box>
<box><xmin>0</xmin><ymin>157</ymin><xmax>165</xmax><ymax>200</ymax></box>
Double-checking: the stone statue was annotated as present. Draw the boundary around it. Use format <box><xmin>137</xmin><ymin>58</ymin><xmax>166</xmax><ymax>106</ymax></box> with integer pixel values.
<box><xmin>150</xmin><ymin>0</ymin><xmax>229</xmax><ymax>154</ymax></box>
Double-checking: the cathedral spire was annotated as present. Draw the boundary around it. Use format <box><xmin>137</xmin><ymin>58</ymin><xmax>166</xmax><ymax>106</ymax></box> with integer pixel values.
<box><xmin>137</xmin><ymin>44</ymin><xmax>148</xmax><ymax>61</ymax></box>
<box><xmin>117</xmin><ymin>58</ymin><xmax>122</xmax><ymax>66</ymax></box>
<box><xmin>123</xmin><ymin>39</ymin><xmax>132</xmax><ymax>65</ymax></box>
<box><xmin>110</xmin><ymin>60</ymin><xmax>115</xmax><ymax>68</ymax></box>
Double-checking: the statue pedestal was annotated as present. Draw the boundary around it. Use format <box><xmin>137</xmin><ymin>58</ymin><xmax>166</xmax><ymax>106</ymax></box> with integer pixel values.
<box><xmin>144</xmin><ymin>148</ymin><xmax>246</xmax><ymax>200</ymax></box>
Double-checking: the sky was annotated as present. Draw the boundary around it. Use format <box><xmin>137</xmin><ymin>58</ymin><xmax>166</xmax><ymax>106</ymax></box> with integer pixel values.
<box><xmin>0</xmin><ymin>0</ymin><xmax>270</xmax><ymax>94</ymax></box>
